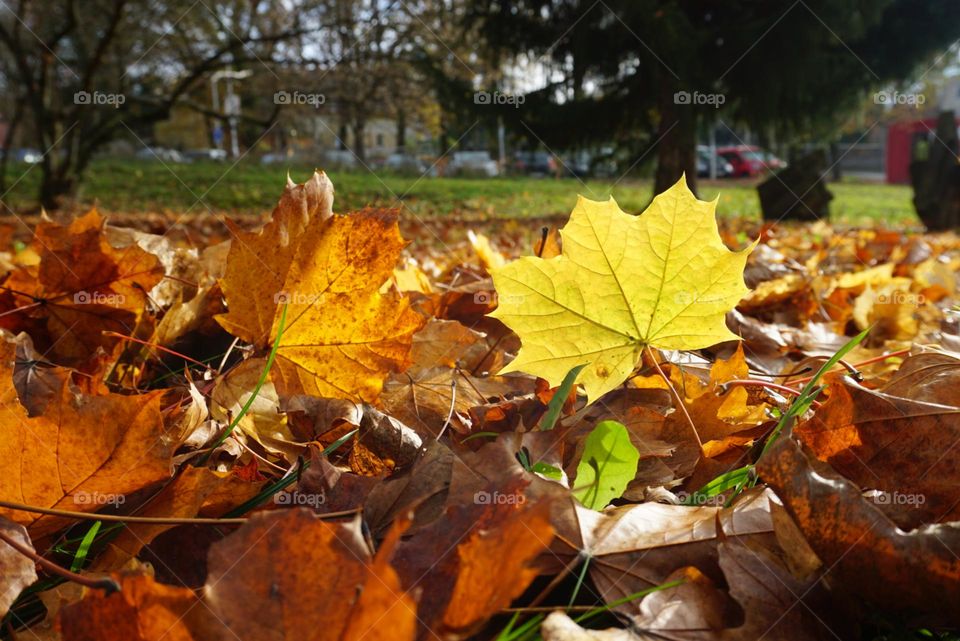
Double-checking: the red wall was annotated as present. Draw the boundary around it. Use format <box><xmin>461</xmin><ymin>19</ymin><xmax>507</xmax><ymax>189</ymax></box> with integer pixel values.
<box><xmin>886</xmin><ymin>117</ymin><xmax>957</xmax><ymax>184</ymax></box>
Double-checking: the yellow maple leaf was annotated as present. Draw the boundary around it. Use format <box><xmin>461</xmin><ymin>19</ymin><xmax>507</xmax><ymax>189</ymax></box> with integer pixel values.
<box><xmin>216</xmin><ymin>172</ymin><xmax>424</xmax><ymax>402</ymax></box>
<box><xmin>490</xmin><ymin>176</ymin><xmax>754</xmax><ymax>403</ymax></box>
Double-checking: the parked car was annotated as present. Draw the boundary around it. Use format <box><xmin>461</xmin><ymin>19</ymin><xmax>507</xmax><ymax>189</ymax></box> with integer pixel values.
<box><xmin>716</xmin><ymin>145</ymin><xmax>772</xmax><ymax>177</ymax></box>
<box><xmin>560</xmin><ymin>154</ymin><xmax>591</xmax><ymax>178</ymax></box>
<box><xmin>761</xmin><ymin>150</ymin><xmax>787</xmax><ymax>171</ymax></box>
<box><xmin>185</xmin><ymin>148</ymin><xmax>227</xmax><ymax>161</ymax></box>
<box><xmin>260</xmin><ymin>151</ymin><xmax>293</xmax><ymax>165</ymax></box>
<box><xmin>135</xmin><ymin>147</ymin><xmax>188</xmax><ymax>163</ymax></box>
<box><xmin>448</xmin><ymin>151</ymin><xmax>499</xmax><ymax>177</ymax></box>
<box><xmin>696</xmin><ymin>145</ymin><xmax>735</xmax><ymax>178</ymax></box>
<box><xmin>319</xmin><ymin>149</ymin><xmax>358</xmax><ymax>168</ymax></box>
<box><xmin>512</xmin><ymin>151</ymin><xmax>559</xmax><ymax>176</ymax></box>
<box><xmin>383</xmin><ymin>152</ymin><xmax>428</xmax><ymax>174</ymax></box>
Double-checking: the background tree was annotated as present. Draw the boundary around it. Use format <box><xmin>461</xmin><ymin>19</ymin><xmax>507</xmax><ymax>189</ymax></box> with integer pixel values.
<box><xmin>0</xmin><ymin>0</ymin><xmax>316</xmax><ymax>209</ymax></box>
<box><xmin>467</xmin><ymin>0</ymin><xmax>960</xmax><ymax>195</ymax></box>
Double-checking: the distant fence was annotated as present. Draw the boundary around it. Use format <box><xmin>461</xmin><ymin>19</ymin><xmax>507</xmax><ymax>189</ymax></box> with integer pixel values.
<box><xmin>834</xmin><ymin>142</ymin><xmax>885</xmax><ymax>175</ymax></box>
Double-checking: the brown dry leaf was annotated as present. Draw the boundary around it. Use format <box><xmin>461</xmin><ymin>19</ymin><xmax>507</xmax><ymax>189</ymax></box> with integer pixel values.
<box><xmin>0</xmin><ymin>359</ymin><xmax>171</xmax><ymax>537</ymax></box>
<box><xmin>758</xmin><ymin>431</ymin><xmax>960</xmax><ymax>624</ymax></box>
<box><xmin>0</xmin><ymin>516</ymin><xmax>38</xmax><ymax>617</ymax></box>
<box><xmin>634</xmin><ymin>346</ymin><xmax>769</xmax><ymax>446</ymax></box>
<box><xmin>382</xmin><ymin>366</ymin><xmax>488</xmax><ymax>437</ymax></box>
<box><xmin>295</xmin><ymin>447</ymin><xmax>381</xmax><ymax>513</ymax></box>
<box><xmin>544</xmin><ymin>539</ymin><xmax>843</xmax><ymax>641</ymax></box>
<box><xmin>852</xmin><ymin>284</ymin><xmax>920</xmax><ymax>340</ymax></box>
<box><xmin>534</xmin><ymin>226</ymin><xmax>562</xmax><ymax>259</ymax></box>
<box><xmin>93</xmin><ymin>466</ymin><xmax>261</xmax><ymax>571</ymax></box>
<box><xmin>570</xmin><ymin>388</ymin><xmax>691</xmax><ymax>491</ymax></box>
<box><xmin>216</xmin><ymin>172</ymin><xmax>424</xmax><ymax>402</ymax></box>
<box><xmin>8</xmin><ymin>331</ymin><xmax>74</xmax><ymax>417</ymax></box>
<box><xmin>203</xmin><ymin>509</ymin><xmax>416</xmax><ymax>641</ymax></box>
<box><xmin>548</xmin><ymin>489</ymin><xmax>775</xmax><ymax>622</ymax></box>
<box><xmin>380</xmin><ymin>318</ymin><xmax>508</xmax><ymax>436</ymax></box>
<box><xmin>611</xmin><ymin>347</ymin><xmax>769</xmax><ymax>490</ymax></box>
<box><xmin>880</xmin><ymin>350</ymin><xmax>960</xmax><ymax>403</ymax></box>
<box><xmin>441</xmin><ymin>497</ymin><xmax>553</xmax><ymax>632</ymax></box>
<box><xmin>468</xmin><ymin>229</ymin><xmax>507</xmax><ymax>271</ymax></box>
<box><xmin>210</xmin><ymin>356</ymin><xmax>301</xmax><ymax>458</ymax></box>
<box><xmin>59</xmin><ymin>573</ymin><xmax>204</xmax><ymax>641</ymax></box>
<box><xmin>796</xmin><ymin>372</ymin><xmax>960</xmax><ymax>527</ymax></box>
<box><xmin>392</xmin><ymin>477</ymin><xmax>555</xmax><ymax>639</ymax></box>
<box><xmin>0</xmin><ymin>210</ymin><xmax>163</xmax><ymax>369</ymax></box>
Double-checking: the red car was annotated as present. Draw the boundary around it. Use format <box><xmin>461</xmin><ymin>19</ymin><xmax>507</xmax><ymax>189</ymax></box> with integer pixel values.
<box><xmin>716</xmin><ymin>145</ymin><xmax>781</xmax><ymax>177</ymax></box>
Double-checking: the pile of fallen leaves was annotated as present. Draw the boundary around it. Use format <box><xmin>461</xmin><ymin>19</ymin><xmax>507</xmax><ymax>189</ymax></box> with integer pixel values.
<box><xmin>1</xmin><ymin>171</ymin><xmax>959</xmax><ymax>640</ymax></box>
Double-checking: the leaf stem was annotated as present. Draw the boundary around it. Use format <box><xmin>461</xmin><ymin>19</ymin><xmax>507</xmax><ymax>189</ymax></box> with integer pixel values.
<box><xmin>0</xmin><ymin>499</ymin><xmax>361</xmax><ymax>525</ymax></box>
<box><xmin>720</xmin><ymin>379</ymin><xmax>816</xmax><ymax>406</ymax></box>
<box><xmin>101</xmin><ymin>331</ymin><xmax>209</xmax><ymax>368</ymax></box>
<box><xmin>646</xmin><ymin>346</ymin><xmax>702</xmax><ymax>451</ymax></box>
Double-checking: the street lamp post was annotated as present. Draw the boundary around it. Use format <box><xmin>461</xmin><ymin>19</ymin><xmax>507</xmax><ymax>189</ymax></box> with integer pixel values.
<box><xmin>210</xmin><ymin>69</ymin><xmax>253</xmax><ymax>159</ymax></box>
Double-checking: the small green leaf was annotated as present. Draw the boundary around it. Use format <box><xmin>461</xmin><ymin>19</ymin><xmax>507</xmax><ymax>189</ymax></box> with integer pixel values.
<box><xmin>573</xmin><ymin>420</ymin><xmax>640</xmax><ymax>510</ymax></box>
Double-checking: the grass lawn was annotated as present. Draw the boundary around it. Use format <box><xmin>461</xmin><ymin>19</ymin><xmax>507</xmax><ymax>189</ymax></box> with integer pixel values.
<box><xmin>0</xmin><ymin>158</ymin><xmax>918</xmax><ymax>226</ymax></box>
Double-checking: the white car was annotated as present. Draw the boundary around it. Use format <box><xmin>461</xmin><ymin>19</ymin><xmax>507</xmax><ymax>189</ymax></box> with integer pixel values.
<box><xmin>383</xmin><ymin>153</ymin><xmax>428</xmax><ymax>174</ymax></box>
<box><xmin>448</xmin><ymin>151</ymin><xmax>499</xmax><ymax>177</ymax></box>
<box><xmin>185</xmin><ymin>148</ymin><xmax>227</xmax><ymax>161</ymax></box>
<box><xmin>135</xmin><ymin>147</ymin><xmax>188</xmax><ymax>163</ymax></box>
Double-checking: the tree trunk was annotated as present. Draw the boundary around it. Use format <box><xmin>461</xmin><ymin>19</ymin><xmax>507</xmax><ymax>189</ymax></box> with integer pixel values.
<box><xmin>912</xmin><ymin>110</ymin><xmax>960</xmax><ymax>230</ymax></box>
<box><xmin>351</xmin><ymin>121</ymin><xmax>366</xmax><ymax>163</ymax></box>
<box><xmin>829</xmin><ymin>141</ymin><xmax>842</xmax><ymax>181</ymax></box>
<box><xmin>0</xmin><ymin>100</ymin><xmax>22</xmax><ymax>195</ymax></box>
<box><xmin>396</xmin><ymin>109</ymin><xmax>406</xmax><ymax>152</ymax></box>
<box><xmin>39</xmin><ymin>168</ymin><xmax>76</xmax><ymax>212</ymax></box>
<box><xmin>653</xmin><ymin>78</ymin><xmax>698</xmax><ymax>197</ymax></box>
<box><xmin>757</xmin><ymin>150</ymin><xmax>833</xmax><ymax>221</ymax></box>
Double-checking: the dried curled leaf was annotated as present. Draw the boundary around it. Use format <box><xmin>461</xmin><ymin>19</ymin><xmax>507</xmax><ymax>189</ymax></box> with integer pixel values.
<box><xmin>0</xmin><ymin>517</ymin><xmax>37</xmax><ymax>617</ymax></box>
<box><xmin>0</xmin><ymin>210</ymin><xmax>162</xmax><ymax>369</ymax></box>
<box><xmin>491</xmin><ymin>176</ymin><xmax>754</xmax><ymax>402</ymax></box>
<box><xmin>0</xmin><ymin>342</ymin><xmax>171</xmax><ymax>537</ymax></box>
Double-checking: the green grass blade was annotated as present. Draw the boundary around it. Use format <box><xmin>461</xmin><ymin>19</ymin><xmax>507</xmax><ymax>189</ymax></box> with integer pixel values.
<box><xmin>200</xmin><ymin>304</ymin><xmax>289</xmax><ymax>463</ymax></box>
<box><xmin>759</xmin><ymin>326</ymin><xmax>870</xmax><ymax>458</ymax></box>
<box><xmin>572</xmin><ymin>579</ymin><xmax>684</xmax><ymax>625</ymax></box>
<box><xmin>69</xmin><ymin>521</ymin><xmax>102</xmax><ymax>572</ymax></box>
<box><xmin>539</xmin><ymin>364</ymin><xmax>586</xmax><ymax>430</ymax></box>
<box><xmin>222</xmin><ymin>428</ymin><xmax>358</xmax><ymax>518</ymax></box>
<box><xmin>685</xmin><ymin>465</ymin><xmax>752</xmax><ymax>505</ymax></box>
